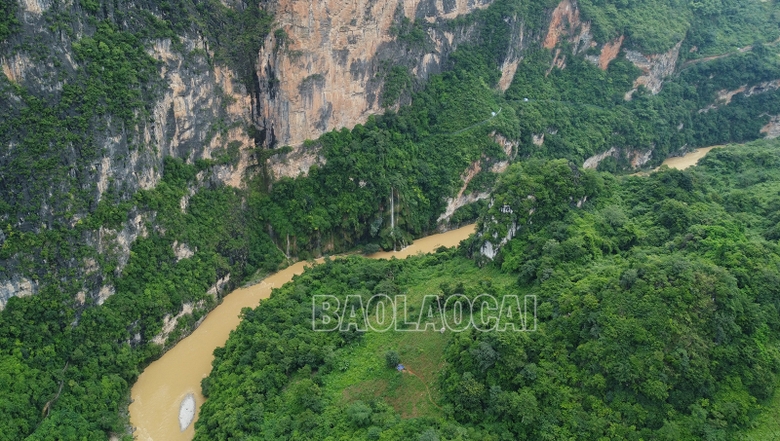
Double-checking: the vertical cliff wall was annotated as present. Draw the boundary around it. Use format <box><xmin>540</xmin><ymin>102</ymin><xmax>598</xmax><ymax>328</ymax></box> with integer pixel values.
<box><xmin>0</xmin><ymin>4</ymin><xmax>258</xmax><ymax>307</ymax></box>
<box><xmin>253</xmin><ymin>0</ymin><xmax>494</xmax><ymax>149</ymax></box>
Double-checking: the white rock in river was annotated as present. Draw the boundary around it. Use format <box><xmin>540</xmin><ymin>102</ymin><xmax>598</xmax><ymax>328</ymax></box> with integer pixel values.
<box><xmin>179</xmin><ymin>393</ymin><xmax>196</xmax><ymax>431</ymax></box>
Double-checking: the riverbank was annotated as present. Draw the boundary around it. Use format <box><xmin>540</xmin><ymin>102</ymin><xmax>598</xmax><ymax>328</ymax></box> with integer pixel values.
<box><xmin>631</xmin><ymin>145</ymin><xmax>724</xmax><ymax>176</ymax></box>
<box><xmin>128</xmin><ymin>224</ymin><xmax>477</xmax><ymax>441</ymax></box>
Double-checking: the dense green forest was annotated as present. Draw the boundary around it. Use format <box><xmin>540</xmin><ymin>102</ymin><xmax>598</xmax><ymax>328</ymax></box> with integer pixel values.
<box><xmin>0</xmin><ymin>0</ymin><xmax>779</xmax><ymax>439</ymax></box>
<box><xmin>197</xmin><ymin>139</ymin><xmax>780</xmax><ymax>440</ymax></box>
<box><xmin>258</xmin><ymin>37</ymin><xmax>780</xmax><ymax>255</ymax></box>
<box><xmin>0</xmin><ymin>158</ymin><xmax>283</xmax><ymax>440</ymax></box>
<box><xmin>579</xmin><ymin>0</ymin><xmax>780</xmax><ymax>54</ymax></box>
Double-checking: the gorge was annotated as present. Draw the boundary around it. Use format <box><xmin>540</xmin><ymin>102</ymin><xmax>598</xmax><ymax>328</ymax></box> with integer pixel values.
<box><xmin>1</xmin><ymin>0</ymin><xmax>780</xmax><ymax>439</ymax></box>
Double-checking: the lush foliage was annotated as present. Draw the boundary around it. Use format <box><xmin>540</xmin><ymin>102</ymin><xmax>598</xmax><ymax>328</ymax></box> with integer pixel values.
<box><xmin>1</xmin><ymin>0</ymin><xmax>780</xmax><ymax>438</ymax></box>
<box><xmin>579</xmin><ymin>0</ymin><xmax>780</xmax><ymax>55</ymax></box>
<box><xmin>257</xmin><ymin>69</ymin><xmax>514</xmax><ymax>255</ymax></box>
<box><xmin>254</xmin><ymin>0</ymin><xmax>780</xmax><ymax>257</ymax></box>
<box><xmin>197</xmin><ymin>140</ymin><xmax>780</xmax><ymax>441</ymax></box>
<box><xmin>0</xmin><ymin>159</ymin><xmax>283</xmax><ymax>440</ymax></box>
<box><xmin>0</xmin><ymin>0</ymin><xmax>18</xmax><ymax>42</ymax></box>
<box><xmin>462</xmin><ymin>140</ymin><xmax>780</xmax><ymax>439</ymax></box>
<box><xmin>195</xmin><ymin>252</ymin><xmax>519</xmax><ymax>440</ymax></box>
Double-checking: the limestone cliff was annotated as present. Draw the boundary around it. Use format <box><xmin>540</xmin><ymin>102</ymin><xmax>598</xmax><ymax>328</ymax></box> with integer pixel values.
<box><xmin>699</xmin><ymin>79</ymin><xmax>780</xmax><ymax>113</ymax></box>
<box><xmin>0</xmin><ymin>6</ymin><xmax>256</xmax><ymax>306</ymax></box>
<box><xmin>0</xmin><ymin>0</ymin><xmax>757</xmax><ymax>307</ymax></box>
<box><xmin>2</xmin><ymin>0</ymin><xmax>528</xmax><ymax>308</ymax></box>
<box><xmin>254</xmin><ymin>0</ymin><xmax>494</xmax><ymax>152</ymax></box>
<box><xmin>623</xmin><ymin>41</ymin><xmax>683</xmax><ymax>98</ymax></box>
<box><xmin>762</xmin><ymin>116</ymin><xmax>780</xmax><ymax>139</ymax></box>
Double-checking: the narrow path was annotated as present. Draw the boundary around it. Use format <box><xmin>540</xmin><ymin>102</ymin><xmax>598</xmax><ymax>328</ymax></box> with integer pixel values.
<box><xmin>402</xmin><ymin>366</ymin><xmax>443</xmax><ymax>411</ymax></box>
<box><xmin>681</xmin><ymin>36</ymin><xmax>780</xmax><ymax>69</ymax></box>
<box><xmin>439</xmin><ymin>97</ymin><xmax>609</xmax><ymax>138</ymax></box>
<box><xmin>443</xmin><ymin>107</ymin><xmax>502</xmax><ymax>136</ymax></box>
<box><xmin>41</xmin><ymin>361</ymin><xmax>69</xmax><ymax>418</ymax></box>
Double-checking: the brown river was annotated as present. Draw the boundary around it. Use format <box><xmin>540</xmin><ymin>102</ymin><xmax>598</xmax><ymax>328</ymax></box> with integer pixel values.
<box><xmin>128</xmin><ymin>223</ymin><xmax>478</xmax><ymax>441</ymax></box>
<box><xmin>656</xmin><ymin>146</ymin><xmax>720</xmax><ymax>170</ymax></box>
<box><xmin>128</xmin><ymin>144</ymin><xmax>725</xmax><ymax>440</ymax></box>
<box><xmin>632</xmin><ymin>145</ymin><xmax>722</xmax><ymax>176</ymax></box>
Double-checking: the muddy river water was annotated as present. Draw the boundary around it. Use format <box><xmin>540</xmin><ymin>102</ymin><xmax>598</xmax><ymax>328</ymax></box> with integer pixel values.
<box><xmin>657</xmin><ymin>145</ymin><xmax>720</xmax><ymax>170</ymax></box>
<box><xmin>128</xmin><ymin>144</ymin><xmax>727</xmax><ymax>440</ymax></box>
<box><xmin>128</xmin><ymin>223</ymin><xmax>477</xmax><ymax>440</ymax></box>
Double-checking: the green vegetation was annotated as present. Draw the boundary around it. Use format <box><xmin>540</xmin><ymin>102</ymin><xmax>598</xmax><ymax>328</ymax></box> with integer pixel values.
<box><xmin>0</xmin><ymin>159</ymin><xmax>283</xmax><ymax>440</ymax></box>
<box><xmin>579</xmin><ymin>0</ymin><xmax>780</xmax><ymax>55</ymax></box>
<box><xmin>506</xmin><ymin>44</ymin><xmax>780</xmax><ymax>165</ymax></box>
<box><xmin>258</xmin><ymin>68</ymin><xmax>514</xmax><ymax>255</ymax></box>
<box><xmin>580</xmin><ymin>0</ymin><xmax>690</xmax><ymax>53</ymax></box>
<box><xmin>193</xmin><ymin>0</ymin><xmax>274</xmax><ymax>89</ymax></box>
<box><xmin>195</xmin><ymin>252</ymin><xmax>518</xmax><ymax>440</ymax></box>
<box><xmin>0</xmin><ymin>0</ymin><xmax>18</xmax><ymax>42</ymax></box>
<box><xmin>381</xmin><ymin>65</ymin><xmax>413</xmax><ymax>107</ymax></box>
<box><xmin>0</xmin><ymin>21</ymin><xmax>161</xmax><ymax>227</ymax></box>
<box><xmin>258</xmin><ymin>18</ymin><xmax>780</xmax><ymax>258</ymax></box>
<box><xmin>196</xmin><ymin>139</ymin><xmax>780</xmax><ymax>440</ymax></box>
<box><xmin>0</xmin><ymin>0</ymin><xmax>779</xmax><ymax>438</ymax></box>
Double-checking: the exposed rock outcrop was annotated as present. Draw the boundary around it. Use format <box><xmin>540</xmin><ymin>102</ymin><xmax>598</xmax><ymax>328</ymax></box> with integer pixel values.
<box><xmin>172</xmin><ymin>241</ymin><xmax>195</xmax><ymax>261</ymax></box>
<box><xmin>1</xmin><ymin>53</ymin><xmax>32</xmax><ymax>83</ymax></box>
<box><xmin>543</xmin><ymin>0</ymin><xmax>580</xmax><ymax>49</ymax></box>
<box><xmin>207</xmin><ymin>274</ymin><xmax>231</xmax><ymax>299</ymax></box>
<box><xmin>699</xmin><ymin>79</ymin><xmax>780</xmax><ymax>113</ymax></box>
<box><xmin>268</xmin><ymin>143</ymin><xmax>327</xmax><ymax>179</ymax></box>
<box><xmin>583</xmin><ymin>147</ymin><xmax>617</xmax><ymax>169</ymax></box>
<box><xmin>497</xmin><ymin>15</ymin><xmax>531</xmax><ymax>91</ymax></box>
<box><xmin>598</xmin><ymin>36</ymin><xmax>624</xmax><ymax>70</ymax></box>
<box><xmin>438</xmin><ymin>160</ymin><xmax>486</xmax><ymax>224</ymax></box>
<box><xmin>152</xmin><ymin>302</ymin><xmax>199</xmax><ymax>346</ymax></box>
<box><xmin>437</xmin><ymin>132</ymin><xmax>519</xmax><ymax>224</ymax></box>
<box><xmin>762</xmin><ymin>115</ymin><xmax>780</xmax><ymax>139</ymax></box>
<box><xmin>20</xmin><ymin>0</ymin><xmax>50</xmax><ymax>15</ymax></box>
<box><xmin>0</xmin><ymin>276</ymin><xmax>37</xmax><ymax>311</ymax></box>
<box><xmin>438</xmin><ymin>191</ymin><xmax>491</xmax><ymax>226</ymax></box>
<box><xmin>583</xmin><ymin>146</ymin><xmax>653</xmax><ymax>169</ymax></box>
<box><xmin>254</xmin><ymin>0</ymin><xmax>495</xmax><ymax>148</ymax></box>
<box><xmin>624</xmin><ymin>41</ymin><xmax>683</xmax><ymax>98</ymax></box>
<box><xmin>142</xmin><ymin>39</ymin><xmax>255</xmax><ymax>190</ymax></box>
<box><xmin>629</xmin><ymin>149</ymin><xmax>653</xmax><ymax>168</ymax></box>
<box><xmin>0</xmin><ymin>22</ymin><xmax>259</xmax><ymax>304</ymax></box>
<box><xmin>543</xmin><ymin>0</ymin><xmax>593</xmax><ymax>54</ymax></box>
<box><xmin>96</xmin><ymin>285</ymin><xmax>115</xmax><ymax>306</ymax></box>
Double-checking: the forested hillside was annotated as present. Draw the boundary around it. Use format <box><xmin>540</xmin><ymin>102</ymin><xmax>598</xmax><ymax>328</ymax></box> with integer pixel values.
<box><xmin>196</xmin><ymin>139</ymin><xmax>780</xmax><ymax>440</ymax></box>
<box><xmin>0</xmin><ymin>0</ymin><xmax>778</xmax><ymax>439</ymax></box>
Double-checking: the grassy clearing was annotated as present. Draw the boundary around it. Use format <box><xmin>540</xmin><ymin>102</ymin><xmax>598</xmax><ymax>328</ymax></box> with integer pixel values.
<box><xmin>741</xmin><ymin>378</ymin><xmax>780</xmax><ymax>441</ymax></box>
<box><xmin>321</xmin><ymin>257</ymin><xmax>515</xmax><ymax>419</ymax></box>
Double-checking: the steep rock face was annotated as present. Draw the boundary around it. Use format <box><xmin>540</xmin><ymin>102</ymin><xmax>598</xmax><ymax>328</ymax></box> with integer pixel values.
<box><xmin>1</xmin><ymin>5</ymin><xmax>257</xmax><ymax>303</ymax></box>
<box><xmin>0</xmin><ymin>276</ymin><xmax>37</xmax><ymax>311</ymax></box>
<box><xmin>437</xmin><ymin>133</ymin><xmax>517</xmax><ymax>226</ymax></box>
<box><xmin>762</xmin><ymin>116</ymin><xmax>780</xmax><ymax>139</ymax></box>
<box><xmin>141</xmin><ymin>38</ymin><xmax>255</xmax><ymax>190</ymax></box>
<box><xmin>583</xmin><ymin>146</ymin><xmax>653</xmax><ymax>170</ymax></box>
<box><xmin>498</xmin><ymin>18</ymin><xmax>528</xmax><ymax>92</ymax></box>
<box><xmin>253</xmin><ymin>0</ymin><xmax>494</xmax><ymax>149</ymax></box>
<box><xmin>437</xmin><ymin>160</ymin><xmax>486</xmax><ymax>223</ymax></box>
<box><xmin>268</xmin><ymin>143</ymin><xmax>326</xmax><ymax>179</ymax></box>
<box><xmin>624</xmin><ymin>41</ymin><xmax>683</xmax><ymax>98</ymax></box>
<box><xmin>597</xmin><ymin>36</ymin><xmax>624</xmax><ymax>70</ymax></box>
<box><xmin>543</xmin><ymin>0</ymin><xmax>590</xmax><ymax>52</ymax></box>
<box><xmin>699</xmin><ymin>79</ymin><xmax>780</xmax><ymax>113</ymax></box>
<box><xmin>583</xmin><ymin>147</ymin><xmax>618</xmax><ymax>169</ymax></box>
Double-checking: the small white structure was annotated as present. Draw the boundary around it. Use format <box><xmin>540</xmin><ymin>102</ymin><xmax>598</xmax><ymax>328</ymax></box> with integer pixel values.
<box><xmin>179</xmin><ymin>394</ymin><xmax>196</xmax><ymax>431</ymax></box>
